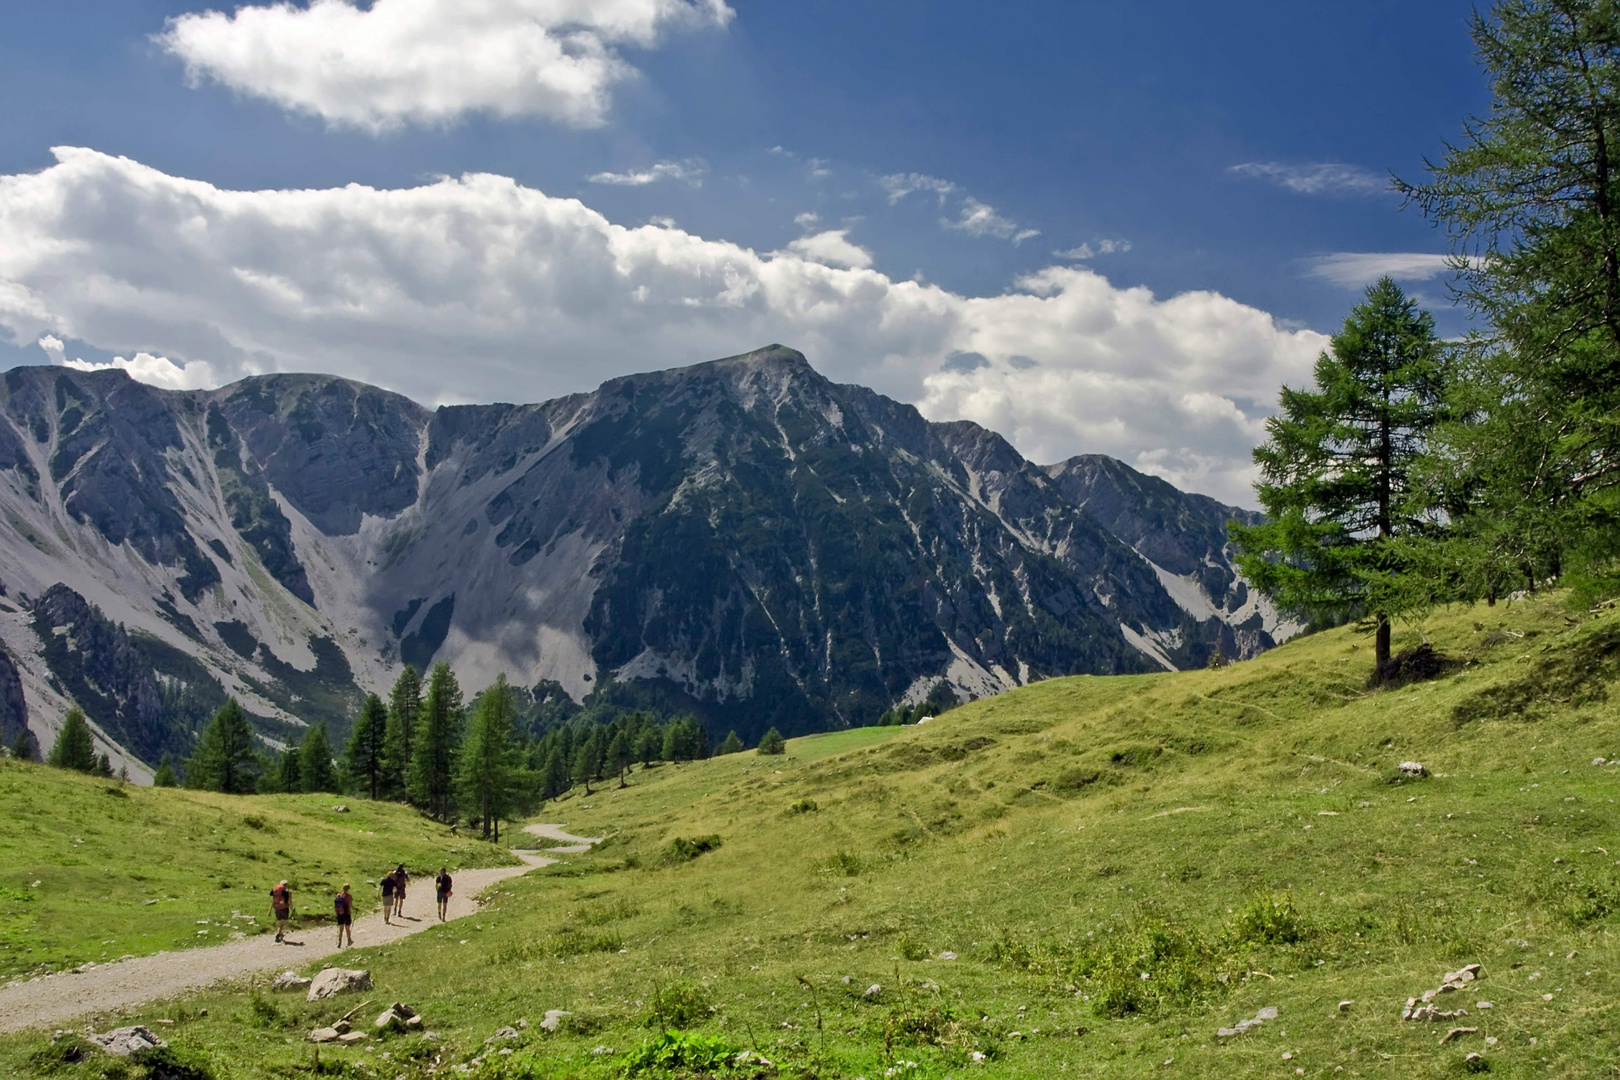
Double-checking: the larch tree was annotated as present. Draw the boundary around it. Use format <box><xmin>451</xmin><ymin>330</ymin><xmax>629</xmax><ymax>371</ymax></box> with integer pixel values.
<box><xmin>299</xmin><ymin>722</ymin><xmax>338</xmax><ymax>793</ymax></box>
<box><xmin>407</xmin><ymin>662</ymin><xmax>464</xmax><ymax>820</ymax></box>
<box><xmin>47</xmin><ymin>706</ymin><xmax>97</xmax><ymax>773</ymax></box>
<box><xmin>457</xmin><ymin>675</ymin><xmax>526</xmax><ymax>840</ymax></box>
<box><xmin>1231</xmin><ymin>277</ymin><xmax>1447</xmax><ymax>681</ymax></box>
<box><xmin>344</xmin><ymin>693</ymin><xmax>389</xmax><ymax>799</ymax></box>
<box><xmin>381</xmin><ymin>665</ymin><xmax>421</xmax><ymax>799</ymax></box>
<box><xmin>185</xmin><ymin>698</ymin><xmax>261</xmax><ymax>794</ymax></box>
<box><xmin>1397</xmin><ymin>0</ymin><xmax>1620</xmax><ymax>598</ymax></box>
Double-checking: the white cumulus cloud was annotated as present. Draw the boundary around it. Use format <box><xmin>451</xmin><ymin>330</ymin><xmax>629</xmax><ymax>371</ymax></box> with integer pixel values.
<box><xmin>1305</xmin><ymin>252</ymin><xmax>1457</xmax><ymax>288</ymax></box>
<box><xmin>37</xmin><ymin>334</ymin><xmax>217</xmax><ymax>390</ymax></box>
<box><xmin>782</xmin><ymin>229</ymin><xmax>873</xmax><ymax>270</ymax></box>
<box><xmin>0</xmin><ymin>147</ymin><xmax>1325</xmax><ymax>504</ymax></box>
<box><xmin>944</xmin><ymin>198</ymin><xmax>1039</xmax><ymax>244</ymax></box>
<box><xmin>157</xmin><ymin>0</ymin><xmax>734</xmax><ymax>132</ymax></box>
<box><xmin>587</xmin><ymin>159</ymin><xmax>706</xmax><ymax>186</ymax></box>
<box><xmin>1054</xmin><ymin>239</ymin><xmax>1131</xmax><ymax>260</ymax></box>
<box><xmin>1228</xmin><ymin>161</ymin><xmax>1385</xmax><ymax>196</ymax></box>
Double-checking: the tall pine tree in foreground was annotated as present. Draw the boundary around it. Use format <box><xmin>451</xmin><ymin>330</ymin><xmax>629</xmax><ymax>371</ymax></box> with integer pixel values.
<box><xmin>1398</xmin><ymin>0</ymin><xmax>1620</xmax><ymax>599</ymax></box>
<box><xmin>1232</xmin><ymin>278</ymin><xmax>1446</xmax><ymax>681</ymax></box>
<box><xmin>408</xmin><ymin>662</ymin><xmax>463</xmax><ymax>820</ymax></box>
<box><xmin>47</xmin><ymin>706</ymin><xmax>97</xmax><ymax>773</ymax></box>
<box><xmin>381</xmin><ymin>665</ymin><xmax>421</xmax><ymax>800</ymax></box>
<box><xmin>186</xmin><ymin>698</ymin><xmax>260</xmax><ymax>794</ymax></box>
<box><xmin>344</xmin><ymin>693</ymin><xmax>389</xmax><ymax>799</ymax></box>
<box><xmin>457</xmin><ymin>675</ymin><xmax>526</xmax><ymax>839</ymax></box>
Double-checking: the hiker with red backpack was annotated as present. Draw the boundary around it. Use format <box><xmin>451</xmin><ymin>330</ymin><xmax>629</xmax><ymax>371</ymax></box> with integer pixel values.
<box><xmin>270</xmin><ymin>880</ymin><xmax>292</xmax><ymax>943</ymax></box>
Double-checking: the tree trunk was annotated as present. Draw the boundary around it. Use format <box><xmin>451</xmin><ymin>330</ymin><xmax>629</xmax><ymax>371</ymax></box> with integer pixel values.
<box><xmin>1375</xmin><ymin>614</ymin><xmax>1392</xmax><ymax>680</ymax></box>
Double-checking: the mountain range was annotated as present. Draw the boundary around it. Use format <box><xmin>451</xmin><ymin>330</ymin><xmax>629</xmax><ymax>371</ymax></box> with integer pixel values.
<box><xmin>0</xmin><ymin>345</ymin><xmax>1292</xmax><ymax>777</ymax></box>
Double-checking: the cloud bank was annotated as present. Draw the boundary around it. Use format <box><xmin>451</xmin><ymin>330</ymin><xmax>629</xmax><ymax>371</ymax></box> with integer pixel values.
<box><xmin>158</xmin><ymin>0</ymin><xmax>734</xmax><ymax>131</ymax></box>
<box><xmin>0</xmin><ymin>148</ymin><xmax>1325</xmax><ymax>504</ymax></box>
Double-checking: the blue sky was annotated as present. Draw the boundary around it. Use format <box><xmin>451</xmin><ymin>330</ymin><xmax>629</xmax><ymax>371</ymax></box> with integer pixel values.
<box><xmin>0</xmin><ymin>1</ymin><xmax>1486</xmax><ymax>502</ymax></box>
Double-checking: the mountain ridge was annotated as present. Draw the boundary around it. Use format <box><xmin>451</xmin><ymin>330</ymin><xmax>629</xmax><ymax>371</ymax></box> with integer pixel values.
<box><xmin>0</xmin><ymin>345</ymin><xmax>1291</xmax><ymax>774</ymax></box>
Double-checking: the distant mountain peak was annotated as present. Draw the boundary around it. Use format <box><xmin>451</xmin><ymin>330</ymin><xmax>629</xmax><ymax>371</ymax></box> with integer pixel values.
<box><xmin>0</xmin><ymin>347</ymin><xmax>1291</xmax><ymax>774</ymax></box>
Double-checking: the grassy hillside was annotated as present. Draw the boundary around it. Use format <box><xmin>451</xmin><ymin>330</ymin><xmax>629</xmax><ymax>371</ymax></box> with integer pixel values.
<box><xmin>6</xmin><ymin>595</ymin><xmax>1620</xmax><ymax>1079</ymax></box>
<box><xmin>0</xmin><ymin>765</ymin><xmax>517</xmax><ymax>983</ymax></box>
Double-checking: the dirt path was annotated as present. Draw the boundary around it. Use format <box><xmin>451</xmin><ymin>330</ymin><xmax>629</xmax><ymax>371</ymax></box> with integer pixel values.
<box><xmin>0</xmin><ymin>824</ymin><xmax>598</xmax><ymax>1035</ymax></box>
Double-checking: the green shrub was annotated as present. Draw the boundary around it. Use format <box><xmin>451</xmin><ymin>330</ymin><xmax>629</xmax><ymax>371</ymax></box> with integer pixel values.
<box><xmin>1228</xmin><ymin>892</ymin><xmax>1305</xmax><ymax>946</ymax></box>
<box><xmin>662</xmin><ymin>835</ymin><xmax>722</xmax><ymax>865</ymax></box>
<box><xmin>244</xmin><ymin>991</ymin><xmax>282</xmax><ymax>1027</ymax></box>
<box><xmin>896</xmin><ymin>931</ymin><xmax>930</xmax><ymax>961</ymax></box>
<box><xmin>757</xmin><ymin>728</ymin><xmax>786</xmax><ymax>755</ymax></box>
<box><xmin>822</xmin><ymin>850</ymin><xmax>863</xmax><ymax>876</ymax></box>
<box><xmin>645</xmin><ymin>980</ymin><xmax>714</xmax><ymax>1028</ymax></box>
<box><xmin>622</xmin><ymin>1029</ymin><xmax>738</xmax><ymax>1073</ymax></box>
<box><xmin>1081</xmin><ymin>917</ymin><xmax>1225</xmax><ymax>1019</ymax></box>
<box><xmin>789</xmin><ymin>797</ymin><xmax>819</xmax><ymax>814</ymax></box>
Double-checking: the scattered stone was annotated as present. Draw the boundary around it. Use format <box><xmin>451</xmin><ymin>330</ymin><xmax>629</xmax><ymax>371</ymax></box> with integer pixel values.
<box><xmin>332</xmin><ymin>805</ymin><xmax>350</xmax><ymax>813</ymax></box>
<box><xmin>938</xmin><ymin>951</ymin><xmax>958</xmax><ymax>960</ymax></box>
<box><xmin>89</xmin><ymin>1026</ymin><xmax>167</xmax><ymax>1056</ymax></box>
<box><xmin>1338</xmin><ymin>1001</ymin><xmax>1353</xmax><ymax>1012</ymax></box>
<box><xmin>405</xmin><ymin>1015</ymin><xmax>423</xmax><ymax>1030</ymax></box>
<box><xmin>1464</xmin><ymin>1052</ymin><xmax>1486</xmax><ymax>1071</ymax></box>
<box><xmin>1477</xmin><ymin>1001</ymin><xmax>1493</xmax><ymax>1009</ymax></box>
<box><xmin>1485</xmin><ymin>1037</ymin><xmax>1498</xmax><ymax>1046</ymax></box>
<box><xmin>1282</xmin><ymin>1051</ymin><xmax>1294</xmax><ymax>1061</ymax></box>
<box><xmin>864</xmin><ymin>984</ymin><xmax>883</xmax><ymax>1000</ymax></box>
<box><xmin>591</xmin><ymin>1046</ymin><xmax>614</xmax><ymax>1056</ymax></box>
<box><xmin>338</xmin><ymin>1031</ymin><xmax>367</xmax><ymax>1044</ymax></box>
<box><xmin>271</xmin><ymin>971</ymin><xmax>312</xmax><ymax>992</ymax></box>
<box><xmin>1594</xmin><ymin>758</ymin><xmax>1608</xmax><ymax>766</ymax></box>
<box><xmin>1441</xmin><ymin>1027</ymin><xmax>1479</xmax><ymax>1045</ymax></box>
<box><xmin>308</xmin><ymin>1028</ymin><xmax>340</xmax><ymax>1044</ymax></box>
<box><xmin>1398</xmin><ymin>761</ymin><xmax>1428</xmax><ymax>777</ymax></box>
<box><xmin>487</xmin><ymin>1026</ymin><xmax>521</xmax><ymax>1042</ymax></box>
<box><xmin>841</xmin><ymin>975</ymin><xmax>852</xmax><ymax>985</ymax></box>
<box><xmin>539</xmin><ymin>1009</ymin><xmax>571</xmax><ymax>1032</ymax></box>
<box><xmin>516</xmin><ymin>1018</ymin><xmax>529</xmax><ymax>1029</ymax></box>
<box><xmin>1216</xmin><ymin>1006</ymin><xmax>1278</xmax><ymax>1037</ymax></box>
<box><xmin>1404</xmin><ymin>964</ymin><xmax>1483</xmax><ymax>1019</ymax></box>
<box><xmin>375</xmin><ymin>1004</ymin><xmax>418</xmax><ymax>1032</ymax></box>
<box><xmin>306</xmin><ymin>967</ymin><xmax>372</xmax><ymax>1001</ymax></box>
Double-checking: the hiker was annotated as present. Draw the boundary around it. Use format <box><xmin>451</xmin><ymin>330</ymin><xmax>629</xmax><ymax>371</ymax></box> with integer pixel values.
<box><xmin>334</xmin><ymin>884</ymin><xmax>353</xmax><ymax>948</ymax></box>
<box><xmin>393</xmin><ymin>864</ymin><xmax>408</xmax><ymax>919</ymax></box>
<box><xmin>380</xmin><ymin>869</ymin><xmax>396</xmax><ymax>924</ymax></box>
<box><xmin>434</xmin><ymin>866</ymin><xmax>452</xmax><ymax>922</ymax></box>
<box><xmin>270</xmin><ymin>880</ymin><xmax>292</xmax><ymax>943</ymax></box>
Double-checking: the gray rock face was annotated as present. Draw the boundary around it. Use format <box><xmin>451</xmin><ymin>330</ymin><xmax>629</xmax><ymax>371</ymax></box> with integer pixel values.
<box><xmin>0</xmin><ymin>644</ymin><xmax>28</xmax><ymax>749</ymax></box>
<box><xmin>306</xmin><ymin>967</ymin><xmax>372</xmax><ymax>1001</ymax></box>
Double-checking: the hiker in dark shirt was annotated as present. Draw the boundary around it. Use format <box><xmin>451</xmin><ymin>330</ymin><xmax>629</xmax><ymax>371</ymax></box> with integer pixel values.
<box><xmin>270</xmin><ymin>880</ymin><xmax>292</xmax><ymax>943</ymax></box>
<box><xmin>334</xmin><ymin>884</ymin><xmax>354</xmax><ymax>948</ymax></box>
<box><xmin>380</xmin><ymin>870</ymin><xmax>395</xmax><ymax>924</ymax></box>
<box><xmin>393</xmin><ymin>864</ymin><xmax>408</xmax><ymax>919</ymax></box>
<box><xmin>434</xmin><ymin>867</ymin><xmax>452</xmax><ymax>922</ymax></box>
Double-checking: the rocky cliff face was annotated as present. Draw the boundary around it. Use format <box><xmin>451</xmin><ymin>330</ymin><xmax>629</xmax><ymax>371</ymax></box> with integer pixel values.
<box><xmin>0</xmin><ymin>346</ymin><xmax>1286</xmax><ymax>767</ymax></box>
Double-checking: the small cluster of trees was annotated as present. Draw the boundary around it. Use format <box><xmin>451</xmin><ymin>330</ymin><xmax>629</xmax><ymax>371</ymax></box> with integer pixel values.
<box><xmin>1234</xmin><ymin>1</ymin><xmax>1620</xmax><ymax>681</ymax></box>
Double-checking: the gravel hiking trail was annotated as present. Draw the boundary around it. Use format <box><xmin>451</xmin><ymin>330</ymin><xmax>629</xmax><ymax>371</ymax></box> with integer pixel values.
<box><xmin>0</xmin><ymin>823</ymin><xmax>601</xmax><ymax>1034</ymax></box>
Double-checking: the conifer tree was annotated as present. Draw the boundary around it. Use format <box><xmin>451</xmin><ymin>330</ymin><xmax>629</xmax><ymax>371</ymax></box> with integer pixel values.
<box><xmin>268</xmin><ymin>746</ymin><xmax>301</xmax><ymax>794</ymax></box>
<box><xmin>571</xmin><ymin>735</ymin><xmax>600</xmax><ymax>796</ymax></box>
<box><xmin>47</xmin><ymin>706</ymin><xmax>97</xmax><ymax>773</ymax></box>
<box><xmin>185</xmin><ymin>698</ymin><xmax>260</xmax><ymax>794</ymax></box>
<box><xmin>1231</xmin><ymin>278</ymin><xmax>1446</xmax><ymax>680</ymax></box>
<box><xmin>381</xmin><ymin>665</ymin><xmax>421</xmax><ymax>799</ymax></box>
<box><xmin>757</xmin><ymin>727</ymin><xmax>787</xmax><ymax>755</ymax></box>
<box><xmin>636</xmin><ymin>725</ymin><xmax>663</xmax><ymax>767</ymax></box>
<box><xmin>152</xmin><ymin>754</ymin><xmax>178</xmax><ymax>787</ymax></box>
<box><xmin>299</xmin><ymin>722</ymin><xmax>337</xmax><ymax>793</ymax></box>
<box><xmin>541</xmin><ymin>744</ymin><xmax>570</xmax><ymax>800</ymax></box>
<box><xmin>1398</xmin><ymin>0</ymin><xmax>1620</xmax><ymax>596</ymax></box>
<box><xmin>407</xmin><ymin>662</ymin><xmax>464</xmax><ymax>820</ymax></box>
<box><xmin>95</xmin><ymin>753</ymin><xmax>112</xmax><ymax>778</ymax></box>
<box><xmin>457</xmin><ymin>675</ymin><xmax>525</xmax><ymax>839</ymax></box>
<box><xmin>10</xmin><ymin>729</ymin><xmax>35</xmax><ymax>762</ymax></box>
<box><xmin>606</xmin><ymin>728</ymin><xmax>633</xmax><ymax>785</ymax></box>
<box><xmin>344</xmin><ymin>693</ymin><xmax>389</xmax><ymax>799</ymax></box>
<box><xmin>717</xmin><ymin>730</ymin><xmax>743</xmax><ymax>755</ymax></box>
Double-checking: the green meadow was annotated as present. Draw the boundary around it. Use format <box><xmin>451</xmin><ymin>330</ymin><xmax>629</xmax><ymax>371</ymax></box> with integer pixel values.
<box><xmin>7</xmin><ymin>594</ymin><xmax>1620</xmax><ymax>1078</ymax></box>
